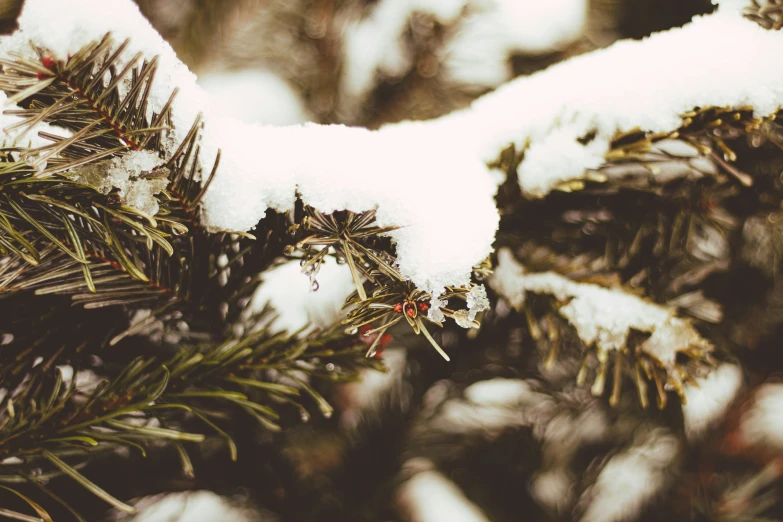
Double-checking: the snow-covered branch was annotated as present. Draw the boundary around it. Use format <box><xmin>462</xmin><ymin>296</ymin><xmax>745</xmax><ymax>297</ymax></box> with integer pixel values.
<box><xmin>4</xmin><ymin>0</ymin><xmax>782</xmax><ymax>298</ymax></box>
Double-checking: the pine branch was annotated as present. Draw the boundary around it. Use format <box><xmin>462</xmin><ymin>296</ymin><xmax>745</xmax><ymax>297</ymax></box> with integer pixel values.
<box><xmin>0</xmin><ymin>316</ymin><xmax>381</xmax><ymax>519</ymax></box>
<box><xmin>0</xmin><ymin>35</ymin><xmax>293</xmax><ymax>352</ymax></box>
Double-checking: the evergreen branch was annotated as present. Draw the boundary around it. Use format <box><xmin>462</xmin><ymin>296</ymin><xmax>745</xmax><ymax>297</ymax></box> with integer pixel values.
<box><xmin>0</xmin><ymin>315</ymin><xmax>380</xmax><ymax>517</ymax></box>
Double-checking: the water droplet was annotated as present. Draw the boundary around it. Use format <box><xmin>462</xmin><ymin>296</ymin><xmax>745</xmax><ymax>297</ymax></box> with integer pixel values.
<box><xmin>326</xmin><ymin>363</ymin><xmax>335</xmax><ymax>372</ymax></box>
<box><xmin>218</xmin><ymin>270</ymin><xmax>228</xmax><ymax>287</ymax></box>
<box><xmin>322</xmin><ymin>410</ymin><xmax>333</xmax><ymax>419</ymax></box>
<box><xmin>300</xmin><ymin>411</ymin><xmax>310</xmax><ymax>422</ymax></box>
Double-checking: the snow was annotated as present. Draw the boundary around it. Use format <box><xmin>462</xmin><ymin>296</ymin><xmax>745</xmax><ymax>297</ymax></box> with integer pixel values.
<box><xmin>489</xmin><ymin>248</ymin><xmax>710</xmax><ymax>366</ymax></box>
<box><xmin>197</xmin><ymin>69</ymin><xmax>311</xmax><ymax>126</ymax></box>
<box><xmin>123</xmin><ymin>491</ymin><xmax>262</xmax><ymax>522</ymax></box>
<box><xmin>336</xmin><ymin>347</ymin><xmax>408</xmax><ymax>430</ymax></box>
<box><xmin>341</xmin><ymin>0</ymin><xmax>587</xmax><ymax>101</ymax></box>
<box><xmin>398</xmin><ymin>462</ymin><xmax>491</xmax><ymax>522</ymax></box>
<box><xmin>200</xmin><ymin>120</ymin><xmax>500</xmax><ymax>296</ymax></box>
<box><xmin>681</xmin><ymin>364</ymin><xmax>743</xmax><ymax>441</ymax></box>
<box><xmin>740</xmin><ymin>383</ymin><xmax>783</xmax><ymax>450</ymax></box>
<box><xmin>442</xmin><ymin>0</ymin><xmax>588</xmax><ymax>88</ymax></box>
<box><xmin>713</xmin><ymin>0</ymin><xmax>749</xmax><ymax>13</ymax></box>
<box><xmin>465</xmin><ymin>284</ymin><xmax>490</xmax><ymax>321</ymax></box>
<box><xmin>463</xmin><ymin>378</ymin><xmax>535</xmax><ymax>406</ymax></box>
<box><xmin>248</xmin><ymin>257</ymin><xmax>355</xmax><ymax>335</ymax></box>
<box><xmin>580</xmin><ymin>430</ymin><xmax>679</xmax><ymax>522</ymax></box>
<box><xmin>425</xmin><ymin>378</ymin><xmax>552</xmax><ymax>435</ymax></box>
<box><xmin>532</xmin><ymin>469</ymin><xmax>573</xmax><ymax>513</ymax></box>
<box><xmin>426</xmin><ymin>7</ymin><xmax>783</xmax><ymax>197</ymax></box>
<box><xmin>341</xmin><ymin>0</ymin><xmax>466</xmax><ymax>106</ymax></box>
<box><xmin>67</xmin><ymin>151</ymin><xmax>166</xmax><ymax>215</ymax></box>
<box><xmin>487</xmin><ymin>249</ymin><xmax>528</xmax><ymax>310</ymax></box>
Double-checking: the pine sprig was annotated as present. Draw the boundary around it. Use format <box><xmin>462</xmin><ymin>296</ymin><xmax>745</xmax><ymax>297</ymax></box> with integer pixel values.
<box><xmin>290</xmin><ymin>205</ymin><xmax>492</xmax><ymax>360</ymax></box>
<box><xmin>0</xmin><ymin>317</ymin><xmax>381</xmax><ymax>519</ymax></box>
<box><xmin>0</xmin><ymin>35</ymin><xmax>290</xmax><ymax>344</ymax></box>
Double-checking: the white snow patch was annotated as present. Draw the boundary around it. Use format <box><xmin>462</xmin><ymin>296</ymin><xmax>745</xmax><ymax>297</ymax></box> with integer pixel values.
<box><xmin>580</xmin><ymin>430</ymin><xmax>679</xmax><ymax>522</ymax></box>
<box><xmin>435</xmin><ymin>399</ymin><xmax>530</xmax><ymax>432</ymax></box>
<box><xmin>341</xmin><ymin>0</ymin><xmax>468</xmax><ymax>105</ymax></box>
<box><xmin>740</xmin><ymin>383</ymin><xmax>783</xmax><ymax>450</ymax></box>
<box><xmin>464</xmin><ymin>377</ymin><xmax>535</xmax><ymax>406</ymax></box>
<box><xmin>398</xmin><ymin>465</ymin><xmax>491</xmax><ymax>522</ymax></box>
<box><xmin>341</xmin><ymin>0</ymin><xmax>586</xmax><ymax>102</ymax></box>
<box><xmin>248</xmin><ymin>257</ymin><xmax>355</xmax><ymax>335</ymax></box>
<box><xmin>125</xmin><ymin>491</ymin><xmax>262</xmax><ymax>522</ymax></box>
<box><xmin>442</xmin><ymin>0</ymin><xmax>587</xmax><ymax>88</ymax></box>
<box><xmin>337</xmin><ymin>347</ymin><xmax>408</xmax><ymax>430</ymax></box>
<box><xmin>682</xmin><ymin>363</ymin><xmax>742</xmax><ymax>441</ymax></box>
<box><xmin>197</xmin><ymin>69</ymin><xmax>311</xmax><ymax>126</ymax></box>
<box><xmin>490</xmin><ymin>248</ymin><xmax>710</xmax><ymax>366</ymax></box>
<box><xmin>713</xmin><ymin>0</ymin><xmax>750</xmax><ymax>14</ymax></box>
<box><xmin>532</xmin><ymin>469</ymin><xmax>573</xmax><ymax>512</ymax></box>
<box><xmin>488</xmin><ymin>248</ymin><xmax>528</xmax><ymax>310</ymax></box>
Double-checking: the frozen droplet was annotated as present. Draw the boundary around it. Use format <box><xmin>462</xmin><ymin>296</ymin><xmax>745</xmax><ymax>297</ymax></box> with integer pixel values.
<box><xmin>218</xmin><ymin>270</ymin><xmax>228</xmax><ymax>287</ymax></box>
<box><xmin>300</xmin><ymin>411</ymin><xmax>310</xmax><ymax>422</ymax></box>
<box><xmin>0</xmin><ymin>333</ymin><xmax>13</xmax><ymax>345</ymax></box>
<box><xmin>466</xmin><ymin>285</ymin><xmax>490</xmax><ymax>320</ymax></box>
<box><xmin>453</xmin><ymin>310</ymin><xmax>473</xmax><ymax>328</ymax></box>
<box><xmin>322</xmin><ymin>409</ymin><xmax>333</xmax><ymax>419</ymax></box>
<box><xmin>217</xmin><ymin>253</ymin><xmax>229</xmax><ymax>268</ymax></box>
